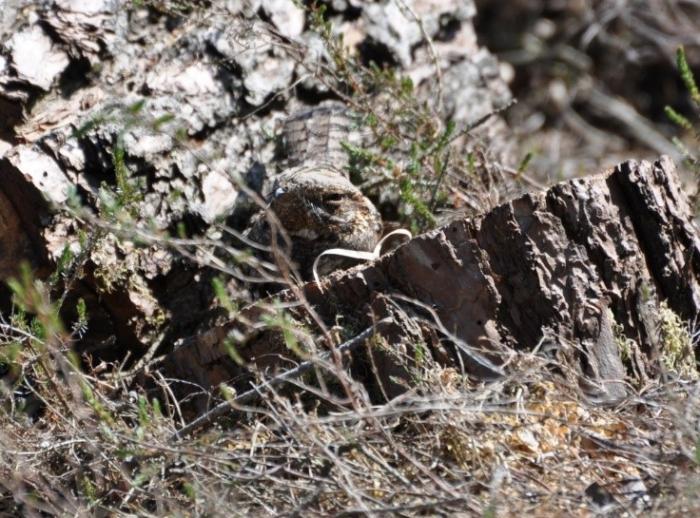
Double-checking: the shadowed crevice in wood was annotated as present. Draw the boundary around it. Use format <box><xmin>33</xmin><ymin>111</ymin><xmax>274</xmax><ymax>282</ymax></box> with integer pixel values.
<box><xmin>613</xmin><ymin>156</ymin><xmax>700</xmax><ymax>321</ymax></box>
<box><xmin>0</xmin><ymin>153</ymin><xmax>55</xmax><ymax>281</ymax></box>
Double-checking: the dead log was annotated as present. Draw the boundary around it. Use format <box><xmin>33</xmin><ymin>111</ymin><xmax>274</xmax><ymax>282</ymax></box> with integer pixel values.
<box><xmin>161</xmin><ymin>156</ymin><xmax>700</xmax><ymax>414</ymax></box>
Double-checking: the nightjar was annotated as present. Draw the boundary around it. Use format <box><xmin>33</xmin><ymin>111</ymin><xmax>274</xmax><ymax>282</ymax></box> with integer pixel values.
<box><xmin>242</xmin><ymin>101</ymin><xmax>383</xmax><ymax>282</ymax></box>
<box><xmin>246</xmin><ymin>165</ymin><xmax>382</xmax><ymax>280</ymax></box>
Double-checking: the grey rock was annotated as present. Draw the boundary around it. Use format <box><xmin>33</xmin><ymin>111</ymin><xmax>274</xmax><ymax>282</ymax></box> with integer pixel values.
<box><xmin>363</xmin><ymin>0</ymin><xmax>477</xmax><ymax>66</ymax></box>
<box><xmin>261</xmin><ymin>0</ymin><xmax>305</xmax><ymax>38</ymax></box>
<box><xmin>8</xmin><ymin>25</ymin><xmax>69</xmax><ymax>91</ymax></box>
<box><xmin>0</xmin><ymin>0</ymin><xmax>20</xmax><ymax>42</ymax></box>
<box><xmin>364</xmin><ymin>2</ymin><xmax>423</xmax><ymax>67</ymax></box>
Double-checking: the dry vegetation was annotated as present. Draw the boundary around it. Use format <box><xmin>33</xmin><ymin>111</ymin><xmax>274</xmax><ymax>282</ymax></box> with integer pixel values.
<box><xmin>2</xmin><ymin>0</ymin><xmax>700</xmax><ymax>515</ymax></box>
<box><xmin>2</xmin><ymin>307</ymin><xmax>700</xmax><ymax>515</ymax></box>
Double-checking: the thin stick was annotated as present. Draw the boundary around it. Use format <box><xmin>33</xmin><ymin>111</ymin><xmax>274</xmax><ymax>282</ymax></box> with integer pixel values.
<box><xmin>170</xmin><ymin>319</ymin><xmax>391</xmax><ymax>441</ymax></box>
<box><xmin>395</xmin><ymin>0</ymin><xmax>444</xmax><ymax>112</ymax></box>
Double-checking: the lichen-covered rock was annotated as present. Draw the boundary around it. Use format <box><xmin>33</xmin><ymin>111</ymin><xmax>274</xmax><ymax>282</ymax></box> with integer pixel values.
<box><xmin>0</xmin><ymin>0</ymin><xmax>514</xmax><ymax>363</ymax></box>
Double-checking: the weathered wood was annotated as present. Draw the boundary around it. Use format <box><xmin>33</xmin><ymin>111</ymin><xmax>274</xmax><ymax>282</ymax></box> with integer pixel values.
<box><xmin>161</xmin><ymin>156</ymin><xmax>699</xmax><ymax>412</ymax></box>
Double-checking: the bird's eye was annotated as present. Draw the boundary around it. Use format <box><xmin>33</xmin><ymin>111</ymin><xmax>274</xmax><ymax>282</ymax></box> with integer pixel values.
<box><xmin>324</xmin><ymin>193</ymin><xmax>344</xmax><ymax>205</ymax></box>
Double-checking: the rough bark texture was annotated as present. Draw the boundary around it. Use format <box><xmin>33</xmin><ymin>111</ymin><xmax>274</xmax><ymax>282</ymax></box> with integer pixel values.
<box><xmin>0</xmin><ymin>0</ymin><xmax>512</xmax><ymax>362</ymax></box>
<box><xmin>163</xmin><ymin>156</ymin><xmax>699</xmax><ymax>413</ymax></box>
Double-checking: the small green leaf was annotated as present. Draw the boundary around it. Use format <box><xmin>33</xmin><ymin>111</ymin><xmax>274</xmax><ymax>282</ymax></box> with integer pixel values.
<box><xmin>665</xmin><ymin>105</ymin><xmax>693</xmax><ymax>130</ymax></box>
<box><xmin>400</xmin><ymin>76</ymin><xmax>414</xmax><ymax>96</ymax></box>
<box><xmin>517</xmin><ymin>151</ymin><xmax>534</xmax><ymax>177</ymax></box>
<box><xmin>127</xmin><ymin>99</ymin><xmax>146</xmax><ymax>114</ymax></box>
<box><xmin>176</xmin><ymin>222</ymin><xmax>187</xmax><ymax>239</ymax></box>
<box><xmin>677</xmin><ymin>46</ymin><xmax>700</xmax><ymax>104</ymax></box>
<box><xmin>222</xmin><ymin>337</ymin><xmax>245</xmax><ymax>366</ymax></box>
<box><xmin>212</xmin><ymin>277</ymin><xmax>237</xmax><ymax>314</ymax></box>
<box><xmin>152</xmin><ymin>113</ymin><xmax>175</xmax><ymax>130</ymax></box>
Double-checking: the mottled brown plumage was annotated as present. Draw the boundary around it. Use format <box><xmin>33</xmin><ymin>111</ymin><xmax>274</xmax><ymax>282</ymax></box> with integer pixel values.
<box><xmin>279</xmin><ymin>102</ymin><xmax>353</xmax><ymax>171</ymax></box>
<box><xmin>244</xmin><ymin>101</ymin><xmax>383</xmax><ymax>281</ymax></box>
<box><xmin>247</xmin><ymin>165</ymin><xmax>382</xmax><ymax>279</ymax></box>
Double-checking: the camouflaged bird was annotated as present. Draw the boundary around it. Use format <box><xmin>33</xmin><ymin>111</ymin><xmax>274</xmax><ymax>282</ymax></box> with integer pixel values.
<box><xmin>246</xmin><ymin>101</ymin><xmax>382</xmax><ymax>281</ymax></box>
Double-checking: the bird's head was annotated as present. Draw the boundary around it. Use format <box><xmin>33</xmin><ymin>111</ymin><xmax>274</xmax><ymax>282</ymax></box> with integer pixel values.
<box><xmin>267</xmin><ymin>167</ymin><xmax>381</xmax><ymax>247</ymax></box>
